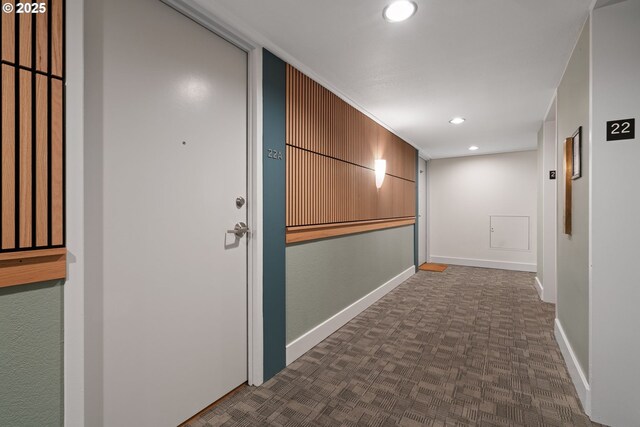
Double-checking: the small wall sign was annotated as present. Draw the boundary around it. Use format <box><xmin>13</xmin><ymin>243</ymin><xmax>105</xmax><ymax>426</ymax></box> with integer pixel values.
<box><xmin>267</xmin><ymin>149</ymin><xmax>283</xmax><ymax>160</ymax></box>
<box><xmin>549</xmin><ymin>170</ymin><xmax>556</xmax><ymax>180</ymax></box>
<box><xmin>606</xmin><ymin>118</ymin><xmax>635</xmax><ymax>141</ymax></box>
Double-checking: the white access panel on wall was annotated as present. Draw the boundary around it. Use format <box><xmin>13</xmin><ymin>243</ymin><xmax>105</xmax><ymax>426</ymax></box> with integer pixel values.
<box><xmin>490</xmin><ymin>216</ymin><xmax>530</xmax><ymax>250</ymax></box>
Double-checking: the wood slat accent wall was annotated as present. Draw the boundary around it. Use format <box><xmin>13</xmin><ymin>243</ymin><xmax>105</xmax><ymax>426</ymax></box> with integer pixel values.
<box><xmin>0</xmin><ymin>0</ymin><xmax>66</xmax><ymax>287</ymax></box>
<box><xmin>286</xmin><ymin>65</ymin><xmax>416</xmax><ymax>241</ymax></box>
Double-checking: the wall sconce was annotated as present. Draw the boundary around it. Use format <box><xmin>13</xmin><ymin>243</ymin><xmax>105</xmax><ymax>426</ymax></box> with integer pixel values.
<box><xmin>375</xmin><ymin>159</ymin><xmax>386</xmax><ymax>189</ymax></box>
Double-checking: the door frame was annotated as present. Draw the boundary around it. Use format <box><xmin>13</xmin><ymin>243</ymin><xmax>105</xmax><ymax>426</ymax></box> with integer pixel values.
<box><xmin>541</xmin><ymin>93</ymin><xmax>558</xmax><ymax>304</ymax></box>
<box><xmin>417</xmin><ymin>157</ymin><xmax>428</xmax><ymax>265</ymax></box>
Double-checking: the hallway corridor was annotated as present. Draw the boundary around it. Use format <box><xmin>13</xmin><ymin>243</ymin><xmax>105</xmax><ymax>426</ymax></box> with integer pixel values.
<box><xmin>187</xmin><ymin>267</ymin><xmax>597</xmax><ymax>426</ymax></box>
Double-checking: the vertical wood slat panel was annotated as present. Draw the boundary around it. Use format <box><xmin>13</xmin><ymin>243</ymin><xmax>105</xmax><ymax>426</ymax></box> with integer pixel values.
<box><xmin>35</xmin><ymin>0</ymin><xmax>48</xmax><ymax>73</ymax></box>
<box><xmin>1</xmin><ymin>0</ymin><xmax>15</xmax><ymax>62</ymax></box>
<box><xmin>285</xmin><ymin>64</ymin><xmax>417</xmax><ymax>228</ymax></box>
<box><xmin>51</xmin><ymin>79</ymin><xmax>63</xmax><ymax>245</ymax></box>
<box><xmin>51</xmin><ymin>0</ymin><xmax>63</xmax><ymax>77</ymax></box>
<box><xmin>19</xmin><ymin>70</ymin><xmax>32</xmax><ymax>247</ymax></box>
<box><xmin>19</xmin><ymin>11</ymin><xmax>32</xmax><ymax>68</ymax></box>
<box><xmin>1</xmin><ymin>0</ymin><xmax>64</xmax><ymax>259</ymax></box>
<box><xmin>285</xmin><ymin>148</ymin><xmax>418</xmax><ymax>226</ymax></box>
<box><xmin>288</xmin><ymin>145</ymin><xmax>293</xmax><ymax>225</ymax></box>
<box><xmin>35</xmin><ymin>74</ymin><xmax>48</xmax><ymax>246</ymax></box>
<box><xmin>1</xmin><ymin>65</ymin><xmax>16</xmax><ymax>249</ymax></box>
<box><xmin>285</xmin><ymin>65</ymin><xmax>290</xmax><ymax>225</ymax></box>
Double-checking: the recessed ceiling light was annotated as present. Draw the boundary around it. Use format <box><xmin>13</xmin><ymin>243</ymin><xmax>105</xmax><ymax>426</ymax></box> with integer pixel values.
<box><xmin>449</xmin><ymin>117</ymin><xmax>465</xmax><ymax>125</ymax></box>
<box><xmin>468</xmin><ymin>146</ymin><xmax>479</xmax><ymax>151</ymax></box>
<box><xmin>383</xmin><ymin>1</ymin><xmax>417</xmax><ymax>23</ymax></box>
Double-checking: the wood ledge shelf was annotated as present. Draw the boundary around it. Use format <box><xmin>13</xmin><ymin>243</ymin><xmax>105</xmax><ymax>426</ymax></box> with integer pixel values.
<box><xmin>286</xmin><ymin>217</ymin><xmax>415</xmax><ymax>244</ymax></box>
<box><xmin>0</xmin><ymin>248</ymin><xmax>67</xmax><ymax>288</ymax></box>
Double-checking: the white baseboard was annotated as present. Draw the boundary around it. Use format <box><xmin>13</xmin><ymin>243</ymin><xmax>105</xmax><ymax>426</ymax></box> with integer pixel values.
<box><xmin>430</xmin><ymin>255</ymin><xmax>536</xmax><ymax>272</ymax></box>
<box><xmin>535</xmin><ymin>276</ymin><xmax>543</xmax><ymax>299</ymax></box>
<box><xmin>555</xmin><ymin>319</ymin><xmax>591</xmax><ymax>415</ymax></box>
<box><xmin>285</xmin><ymin>266</ymin><xmax>415</xmax><ymax>365</ymax></box>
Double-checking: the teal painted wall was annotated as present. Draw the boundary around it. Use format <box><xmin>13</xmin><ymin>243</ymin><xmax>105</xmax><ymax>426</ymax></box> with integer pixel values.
<box><xmin>286</xmin><ymin>226</ymin><xmax>414</xmax><ymax>343</ymax></box>
<box><xmin>262</xmin><ymin>49</ymin><xmax>287</xmax><ymax>380</ymax></box>
<box><xmin>263</xmin><ymin>49</ymin><xmax>418</xmax><ymax>377</ymax></box>
<box><xmin>0</xmin><ymin>281</ymin><xmax>64</xmax><ymax>426</ymax></box>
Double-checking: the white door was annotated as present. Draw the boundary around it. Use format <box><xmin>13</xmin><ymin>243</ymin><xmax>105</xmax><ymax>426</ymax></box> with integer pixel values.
<box><xmin>101</xmin><ymin>1</ymin><xmax>247</xmax><ymax>425</ymax></box>
<box><xmin>418</xmin><ymin>158</ymin><xmax>427</xmax><ymax>264</ymax></box>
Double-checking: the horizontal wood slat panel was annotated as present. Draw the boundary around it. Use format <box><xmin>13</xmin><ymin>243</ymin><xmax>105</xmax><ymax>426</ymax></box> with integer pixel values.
<box><xmin>285</xmin><ymin>64</ymin><xmax>417</xmax><ymax>238</ymax></box>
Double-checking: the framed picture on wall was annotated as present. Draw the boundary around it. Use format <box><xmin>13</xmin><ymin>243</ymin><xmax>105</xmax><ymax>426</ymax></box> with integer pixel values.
<box><xmin>572</xmin><ymin>127</ymin><xmax>582</xmax><ymax>180</ymax></box>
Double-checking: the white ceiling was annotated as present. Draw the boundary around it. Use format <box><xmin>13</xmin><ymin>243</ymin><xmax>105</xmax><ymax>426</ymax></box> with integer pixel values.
<box><xmin>191</xmin><ymin>0</ymin><xmax>591</xmax><ymax>159</ymax></box>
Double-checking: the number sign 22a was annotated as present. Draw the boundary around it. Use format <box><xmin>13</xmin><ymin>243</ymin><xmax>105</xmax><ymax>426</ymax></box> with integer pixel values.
<box><xmin>606</xmin><ymin>118</ymin><xmax>635</xmax><ymax>141</ymax></box>
<box><xmin>267</xmin><ymin>149</ymin><xmax>283</xmax><ymax>160</ymax></box>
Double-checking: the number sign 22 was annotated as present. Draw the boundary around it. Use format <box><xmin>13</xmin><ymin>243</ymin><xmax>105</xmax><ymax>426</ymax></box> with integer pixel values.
<box><xmin>606</xmin><ymin>118</ymin><xmax>635</xmax><ymax>141</ymax></box>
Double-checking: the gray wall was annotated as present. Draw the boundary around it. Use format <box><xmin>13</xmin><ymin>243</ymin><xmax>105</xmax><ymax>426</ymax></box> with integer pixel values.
<box><xmin>537</xmin><ymin>126</ymin><xmax>544</xmax><ymax>284</ymax></box>
<box><xmin>0</xmin><ymin>282</ymin><xmax>64</xmax><ymax>426</ymax></box>
<box><xmin>556</xmin><ymin>18</ymin><xmax>590</xmax><ymax>376</ymax></box>
<box><xmin>286</xmin><ymin>226</ymin><xmax>414</xmax><ymax>343</ymax></box>
<box><xmin>590</xmin><ymin>1</ymin><xmax>640</xmax><ymax>424</ymax></box>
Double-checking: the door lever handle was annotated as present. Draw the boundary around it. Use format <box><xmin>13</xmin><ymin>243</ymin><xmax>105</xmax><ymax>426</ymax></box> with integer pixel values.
<box><xmin>227</xmin><ymin>222</ymin><xmax>249</xmax><ymax>238</ymax></box>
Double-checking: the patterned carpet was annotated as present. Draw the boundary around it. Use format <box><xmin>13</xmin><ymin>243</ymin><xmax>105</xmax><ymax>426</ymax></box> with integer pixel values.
<box><xmin>186</xmin><ymin>266</ymin><xmax>599</xmax><ymax>426</ymax></box>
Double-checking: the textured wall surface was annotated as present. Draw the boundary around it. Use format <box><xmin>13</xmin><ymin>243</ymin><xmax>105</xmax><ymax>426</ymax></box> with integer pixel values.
<box><xmin>0</xmin><ymin>281</ymin><xmax>64</xmax><ymax>427</ymax></box>
<box><xmin>556</xmin><ymin>18</ymin><xmax>590</xmax><ymax>376</ymax></box>
<box><xmin>286</xmin><ymin>226</ymin><xmax>414</xmax><ymax>343</ymax></box>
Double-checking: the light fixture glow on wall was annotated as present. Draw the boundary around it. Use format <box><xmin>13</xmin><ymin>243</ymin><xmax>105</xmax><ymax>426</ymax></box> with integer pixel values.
<box><xmin>383</xmin><ymin>1</ymin><xmax>417</xmax><ymax>23</ymax></box>
<box><xmin>449</xmin><ymin>117</ymin><xmax>465</xmax><ymax>125</ymax></box>
<box><xmin>468</xmin><ymin>146</ymin><xmax>479</xmax><ymax>151</ymax></box>
<box><xmin>375</xmin><ymin>159</ymin><xmax>387</xmax><ymax>189</ymax></box>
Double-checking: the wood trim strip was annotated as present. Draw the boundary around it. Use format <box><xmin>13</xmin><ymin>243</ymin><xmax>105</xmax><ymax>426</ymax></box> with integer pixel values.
<box><xmin>0</xmin><ymin>248</ymin><xmax>66</xmax><ymax>288</ymax></box>
<box><xmin>0</xmin><ymin>247</ymin><xmax>65</xmax><ymax>261</ymax></box>
<box><xmin>564</xmin><ymin>138</ymin><xmax>572</xmax><ymax>235</ymax></box>
<box><xmin>286</xmin><ymin>217</ymin><xmax>416</xmax><ymax>244</ymax></box>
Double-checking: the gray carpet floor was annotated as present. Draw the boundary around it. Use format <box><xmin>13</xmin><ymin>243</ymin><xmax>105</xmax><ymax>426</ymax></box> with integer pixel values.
<box><xmin>186</xmin><ymin>266</ymin><xmax>599</xmax><ymax>426</ymax></box>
